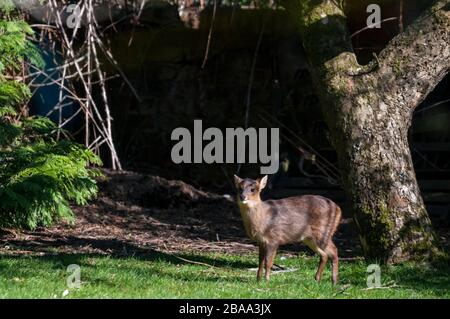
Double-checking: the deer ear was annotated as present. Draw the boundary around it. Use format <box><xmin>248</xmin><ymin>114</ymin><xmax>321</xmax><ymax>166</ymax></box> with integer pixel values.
<box><xmin>258</xmin><ymin>175</ymin><xmax>268</xmax><ymax>189</ymax></box>
<box><xmin>233</xmin><ymin>175</ymin><xmax>243</xmax><ymax>188</ymax></box>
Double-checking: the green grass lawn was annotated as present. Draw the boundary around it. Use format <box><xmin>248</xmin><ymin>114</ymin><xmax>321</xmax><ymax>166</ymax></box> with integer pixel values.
<box><xmin>0</xmin><ymin>251</ymin><xmax>449</xmax><ymax>298</ymax></box>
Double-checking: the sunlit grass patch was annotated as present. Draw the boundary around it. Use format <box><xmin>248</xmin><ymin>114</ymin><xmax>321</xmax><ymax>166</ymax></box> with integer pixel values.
<box><xmin>0</xmin><ymin>251</ymin><xmax>448</xmax><ymax>298</ymax></box>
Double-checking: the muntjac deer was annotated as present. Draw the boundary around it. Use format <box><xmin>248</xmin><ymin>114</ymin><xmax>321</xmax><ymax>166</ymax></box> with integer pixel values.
<box><xmin>234</xmin><ymin>175</ymin><xmax>341</xmax><ymax>284</ymax></box>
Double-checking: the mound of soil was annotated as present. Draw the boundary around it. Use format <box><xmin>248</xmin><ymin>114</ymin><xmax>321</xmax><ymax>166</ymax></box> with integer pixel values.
<box><xmin>0</xmin><ymin>170</ymin><xmax>365</xmax><ymax>259</ymax></box>
<box><xmin>0</xmin><ymin>170</ymin><xmax>247</xmax><ymax>256</ymax></box>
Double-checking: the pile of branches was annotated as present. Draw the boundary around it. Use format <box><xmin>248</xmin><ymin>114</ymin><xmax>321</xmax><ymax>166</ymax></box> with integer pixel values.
<box><xmin>14</xmin><ymin>0</ymin><xmax>154</xmax><ymax>170</ymax></box>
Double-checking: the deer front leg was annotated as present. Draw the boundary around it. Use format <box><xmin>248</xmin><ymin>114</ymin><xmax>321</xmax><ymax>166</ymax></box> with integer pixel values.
<box><xmin>264</xmin><ymin>244</ymin><xmax>278</xmax><ymax>281</ymax></box>
<box><xmin>257</xmin><ymin>244</ymin><xmax>265</xmax><ymax>281</ymax></box>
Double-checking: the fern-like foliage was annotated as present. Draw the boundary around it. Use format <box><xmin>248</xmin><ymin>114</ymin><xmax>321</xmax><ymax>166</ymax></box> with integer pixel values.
<box><xmin>0</xmin><ymin>8</ymin><xmax>102</xmax><ymax>229</ymax></box>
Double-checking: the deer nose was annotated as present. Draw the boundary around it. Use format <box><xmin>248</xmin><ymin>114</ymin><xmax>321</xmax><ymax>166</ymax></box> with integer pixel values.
<box><xmin>240</xmin><ymin>194</ymin><xmax>246</xmax><ymax>201</ymax></box>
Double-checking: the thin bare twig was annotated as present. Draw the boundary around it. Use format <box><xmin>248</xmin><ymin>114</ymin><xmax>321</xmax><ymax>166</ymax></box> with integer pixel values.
<box><xmin>236</xmin><ymin>15</ymin><xmax>266</xmax><ymax>174</ymax></box>
<box><xmin>201</xmin><ymin>0</ymin><xmax>218</xmax><ymax>69</ymax></box>
<box><xmin>351</xmin><ymin>17</ymin><xmax>398</xmax><ymax>38</ymax></box>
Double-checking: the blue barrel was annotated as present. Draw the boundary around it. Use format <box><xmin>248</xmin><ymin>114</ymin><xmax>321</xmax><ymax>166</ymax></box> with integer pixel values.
<box><xmin>29</xmin><ymin>38</ymin><xmax>80</xmax><ymax>132</ymax></box>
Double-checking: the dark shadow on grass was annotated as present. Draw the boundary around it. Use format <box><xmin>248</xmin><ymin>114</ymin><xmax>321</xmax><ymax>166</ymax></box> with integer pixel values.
<box><xmin>0</xmin><ymin>236</ymin><xmax>255</xmax><ymax>270</ymax></box>
<box><xmin>389</xmin><ymin>265</ymin><xmax>450</xmax><ymax>296</ymax></box>
<box><xmin>339</xmin><ymin>261</ymin><xmax>450</xmax><ymax>297</ymax></box>
<box><xmin>0</xmin><ymin>253</ymin><xmax>255</xmax><ymax>285</ymax></box>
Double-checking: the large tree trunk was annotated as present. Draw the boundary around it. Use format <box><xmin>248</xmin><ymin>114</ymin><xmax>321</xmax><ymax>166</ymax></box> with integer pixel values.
<box><xmin>293</xmin><ymin>0</ymin><xmax>450</xmax><ymax>263</ymax></box>
<box><xmin>327</xmin><ymin>78</ymin><xmax>436</xmax><ymax>263</ymax></box>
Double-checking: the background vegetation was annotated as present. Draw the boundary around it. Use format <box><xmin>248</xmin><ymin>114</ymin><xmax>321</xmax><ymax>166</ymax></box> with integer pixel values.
<box><xmin>0</xmin><ymin>2</ymin><xmax>101</xmax><ymax>229</ymax></box>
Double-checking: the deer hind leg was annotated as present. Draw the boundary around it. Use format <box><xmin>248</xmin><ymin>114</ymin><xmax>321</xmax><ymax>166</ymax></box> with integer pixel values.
<box><xmin>264</xmin><ymin>244</ymin><xmax>278</xmax><ymax>281</ymax></box>
<box><xmin>257</xmin><ymin>244</ymin><xmax>265</xmax><ymax>282</ymax></box>
<box><xmin>304</xmin><ymin>239</ymin><xmax>328</xmax><ymax>283</ymax></box>
<box><xmin>326</xmin><ymin>241</ymin><xmax>339</xmax><ymax>285</ymax></box>
<box><xmin>314</xmin><ymin>247</ymin><xmax>328</xmax><ymax>283</ymax></box>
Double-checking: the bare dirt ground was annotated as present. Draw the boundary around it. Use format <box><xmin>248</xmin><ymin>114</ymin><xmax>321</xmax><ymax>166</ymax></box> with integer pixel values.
<box><xmin>0</xmin><ymin>170</ymin><xmax>448</xmax><ymax>259</ymax></box>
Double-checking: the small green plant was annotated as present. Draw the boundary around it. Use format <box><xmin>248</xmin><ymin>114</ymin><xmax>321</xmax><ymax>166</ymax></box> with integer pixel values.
<box><xmin>0</xmin><ymin>5</ymin><xmax>102</xmax><ymax>229</ymax></box>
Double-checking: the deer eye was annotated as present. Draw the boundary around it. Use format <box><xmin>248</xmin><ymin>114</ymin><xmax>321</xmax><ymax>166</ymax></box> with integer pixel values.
<box><xmin>250</xmin><ymin>187</ymin><xmax>256</xmax><ymax>192</ymax></box>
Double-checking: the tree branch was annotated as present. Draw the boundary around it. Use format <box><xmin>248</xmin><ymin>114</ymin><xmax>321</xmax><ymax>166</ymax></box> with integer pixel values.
<box><xmin>375</xmin><ymin>0</ymin><xmax>450</xmax><ymax>111</ymax></box>
<box><xmin>296</xmin><ymin>0</ymin><xmax>450</xmax><ymax>114</ymax></box>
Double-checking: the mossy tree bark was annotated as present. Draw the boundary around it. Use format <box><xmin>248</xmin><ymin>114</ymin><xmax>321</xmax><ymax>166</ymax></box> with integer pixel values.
<box><xmin>292</xmin><ymin>0</ymin><xmax>450</xmax><ymax>263</ymax></box>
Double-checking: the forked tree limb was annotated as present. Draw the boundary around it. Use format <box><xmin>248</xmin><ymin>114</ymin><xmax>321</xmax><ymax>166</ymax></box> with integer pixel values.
<box><xmin>295</xmin><ymin>0</ymin><xmax>450</xmax><ymax>114</ymax></box>
<box><xmin>375</xmin><ymin>0</ymin><xmax>450</xmax><ymax>111</ymax></box>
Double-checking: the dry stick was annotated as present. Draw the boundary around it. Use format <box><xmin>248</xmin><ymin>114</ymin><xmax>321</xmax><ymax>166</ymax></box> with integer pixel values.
<box><xmin>58</xmin><ymin>106</ymin><xmax>83</xmax><ymax>129</ymax></box>
<box><xmin>127</xmin><ymin>0</ymin><xmax>147</xmax><ymax>46</ymax></box>
<box><xmin>220</xmin><ymin>165</ymin><xmax>235</xmax><ymax>191</ymax></box>
<box><xmin>362</xmin><ymin>283</ymin><xmax>399</xmax><ymax>290</ymax></box>
<box><xmin>236</xmin><ymin>16</ymin><xmax>266</xmax><ymax>175</ymax></box>
<box><xmin>29</xmin><ymin>69</ymin><xmax>94</xmax><ymax>84</ymax></box>
<box><xmin>89</xmin><ymin>0</ymin><xmax>122</xmax><ymax>170</ymax></box>
<box><xmin>88</xmin><ymin>135</ymin><xmax>104</xmax><ymax>150</ymax></box>
<box><xmin>48</xmin><ymin>3</ymin><xmax>96</xmax><ymax>117</ymax></box>
<box><xmin>260</xmin><ymin>112</ymin><xmax>338</xmax><ymax>176</ymax></box>
<box><xmin>399</xmin><ymin>0</ymin><xmax>404</xmax><ymax>33</ymax></box>
<box><xmin>92</xmin><ymin>6</ymin><xmax>139</xmax><ymax>164</ymax></box>
<box><xmin>56</xmin><ymin>50</ymin><xmax>69</xmax><ymax>140</ymax></box>
<box><xmin>332</xmin><ymin>284</ymin><xmax>351</xmax><ymax>296</ymax></box>
<box><xmin>48</xmin><ymin>0</ymin><xmax>85</xmax><ymax>140</ymax></box>
<box><xmin>46</xmin><ymin>2</ymin><xmax>90</xmax><ymax>139</ymax></box>
<box><xmin>28</xmin><ymin>68</ymin><xmax>59</xmax><ymax>87</ymax></box>
<box><xmin>90</xmin><ymin>6</ymin><xmax>139</xmax><ymax>96</ymax></box>
<box><xmin>28</xmin><ymin>64</ymin><xmax>75</xmax><ymax>141</ymax></box>
<box><xmin>136</xmin><ymin>0</ymin><xmax>147</xmax><ymax>21</ymax></box>
<box><xmin>86</xmin><ymin>0</ymin><xmax>92</xmax><ymax>148</ymax></box>
<box><xmin>27</xmin><ymin>65</ymin><xmax>84</xmax><ymax>103</ymax></box>
<box><xmin>31</xmin><ymin>71</ymin><xmax>119</xmax><ymax>88</ymax></box>
<box><xmin>415</xmin><ymin>99</ymin><xmax>450</xmax><ymax>114</ymax></box>
<box><xmin>244</xmin><ymin>17</ymin><xmax>265</xmax><ymax>130</ymax></box>
<box><xmin>29</xmin><ymin>64</ymin><xmax>106</xmax><ymax>140</ymax></box>
<box><xmin>27</xmin><ymin>65</ymin><xmax>88</xmax><ymax>109</ymax></box>
<box><xmin>350</xmin><ymin>17</ymin><xmax>398</xmax><ymax>38</ymax></box>
<box><xmin>258</xmin><ymin>114</ymin><xmax>340</xmax><ymax>182</ymax></box>
<box><xmin>24</xmin><ymin>52</ymin><xmax>87</xmax><ymax>78</ymax></box>
<box><xmin>230</xmin><ymin>0</ymin><xmax>237</xmax><ymax>26</ymax></box>
<box><xmin>29</xmin><ymin>24</ymin><xmax>58</xmax><ymax>29</ymax></box>
<box><xmin>172</xmin><ymin>255</ymin><xmax>218</xmax><ymax>268</ymax></box>
<box><xmin>101</xmin><ymin>13</ymin><xmax>134</xmax><ymax>35</ymax></box>
<box><xmin>106</xmin><ymin>1</ymin><xmax>119</xmax><ymax>33</ymax></box>
<box><xmin>260</xmin><ymin>110</ymin><xmax>340</xmax><ymax>177</ymax></box>
<box><xmin>281</xmin><ymin>129</ymin><xmax>339</xmax><ymax>183</ymax></box>
<box><xmin>27</xmin><ymin>78</ymin><xmax>83</xmax><ymax>140</ymax></box>
<box><xmin>161</xmin><ymin>243</ymin><xmax>217</xmax><ymax>268</ymax></box>
<box><xmin>259</xmin><ymin>113</ymin><xmax>339</xmax><ymax>181</ymax></box>
<box><xmin>50</xmin><ymin>0</ymin><xmax>122</xmax><ymax>169</ymax></box>
<box><xmin>201</xmin><ymin>0</ymin><xmax>218</xmax><ymax>69</ymax></box>
<box><xmin>88</xmin><ymin>0</ymin><xmax>122</xmax><ymax>169</ymax></box>
<box><xmin>87</xmin><ymin>3</ymin><xmax>102</xmax><ymax>157</ymax></box>
<box><xmin>68</xmin><ymin>3</ymin><xmax>85</xmax><ymax>46</ymax></box>
<box><xmin>412</xmin><ymin>147</ymin><xmax>444</xmax><ymax>171</ymax></box>
<box><xmin>45</xmin><ymin>101</ymin><xmax>74</xmax><ymax>116</ymax></box>
<box><xmin>51</xmin><ymin>67</ymin><xmax>111</xmax><ymax>160</ymax></box>
<box><xmin>94</xmin><ymin>34</ymin><xmax>142</xmax><ymax>103</ymax></box>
